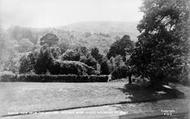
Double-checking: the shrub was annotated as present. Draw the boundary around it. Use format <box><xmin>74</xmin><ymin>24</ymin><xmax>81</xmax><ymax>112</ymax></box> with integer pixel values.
<box><xmin>107</xmin><ymin>35</ymin><xmax>134</xmax><ymax>60</ymax></box>
<box><xmin>0</xmin><ymin>71</ymin><xmax>17</xmax><ymax>82</ymax></box>
<box><xmin>40</xmin><ymin>33</ymin><xmax>59</xmax><ymax>47</ymax></box>
<box><xmin>50</xmin><ymin>47</ymin><xmax>61</xmax><ymax>59</ymax></box>
<box><xmin>0</xmin><ymin>74</ymin><xmax>108</xmax><ymax>82</ymax></box>
<box><xmin>18</xmin><ymin>46</ymin><xmax>99</xmax><ymax>75</ymax></box>
<box><xmin>48</xmin><ymin>60</ymin><xmax>98</xmax><ymax>75</ymax></box>
<box><xmin>2</xmin><ymin>54</ymin><xmax>20</xmax><ymax>73</ymax></box>
<box><xmin>61</xmin><ymin>49</ymin><xmax>80</xmax><ymax>61</ymax></box>
<box><xmin>19</xmin><ymin>52</ymin><xmax>36</xmax><ymax>74</ymax></box>
<box><xmin>80</xmin><ymin>55</ymin><xmax>97</xmax><ymax>69</ymax></box>
<box><xmin>91</xmin><ymin>47</ymin><xmax>103</xmax><ymax>63</ymax></box>
<box><xmin>100</xmin><ymin>60</ymin><xmax>110</xmax><ymax>75</ymax></box>
<box><xmin>111</xmin><ymin>66</ymin><xmax>128</xmax><ymax>79</ymax></box>
<box><xmin>33</xmin><ymin>46</ymin><xmax>52</xmax><ymax>74</ymax></box>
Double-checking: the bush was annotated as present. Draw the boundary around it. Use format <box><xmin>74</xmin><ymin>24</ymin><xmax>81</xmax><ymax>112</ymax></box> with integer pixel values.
<box><xmin>0</xmin><ymin>71</ymin><xmax>17</xmax><ymax>82</ymax></box>
<box><xmin>33</xmin><ymin>46</ymin><xmax>52</xmax><ymax>74</ymax></box>
<box><xmin>80</xmin><ymin>55</ymin><xmax>97</xmax><ymax>69</ymax></box>
<box><xmin>2</xmin><ymin>54</ymin><xmax>20</xmax><ymax>73</ymax></box>
<box><xmin>18</xmin><ymin>46</ymin><xmax>51</xmax><ymax>74</ymax></box>
<box><xmin>40</xmin><ymin>33</ymin><xmax>59</xmax><ymax>47</ymax></box>
<box><xmin>111</xmin><ymin>66</ymin><xmax>128</xmax><ymax>79</ymax></box>
<box><xmin>48</xmin><ymin>60</ymin><xmax>98</xmax><ymax>75</ymax></box>
<box><xmin>91</xmin><ymin>47</ymin><xmax>103</xmax><ymax>63</ymax></box>
<box><xmin>18</xmin><ymin>46</ymin><xmax>99</xmax><ymax>75</ymax></box>
<box><xmin>19</xmin><ymin>52</ymin><xmax>36</xmax><ymax>74</ymax></box>
<box><xmin>107</xmin><ymin>35</ymin><xmax>134</xmax><ymax>60</ymax></box>
<box><xmin>61</xmin><ymin>49</ymin><xmax>80</xmax><ymax>61</ymax></box>
<box><xmin>100</xmin><ymin>60</ymin><xmax>110</xmax><ymax>75</ymax></box>
<box><xmin>0</xmin><ymin>73</ymin><xmax>108</xmax><ymax>82</ymax></box>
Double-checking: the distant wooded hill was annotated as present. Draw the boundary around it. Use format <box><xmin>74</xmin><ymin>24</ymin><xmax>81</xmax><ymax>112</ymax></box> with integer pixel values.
<box><xmin>2</xmin><ymin>21</ymin><xmax>139</xmax><ymax>54</ymax></box>
<box><xmin>63</xmin><ymin>21</ymin><xmax>139</xmax><ymax>40</ymax></box>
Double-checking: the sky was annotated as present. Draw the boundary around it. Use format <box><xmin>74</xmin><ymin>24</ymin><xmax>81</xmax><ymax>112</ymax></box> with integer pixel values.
<box><xmin>0</xmin><ymin>0</ymin><xmax>143</xmax><ymax>28</ymax></box>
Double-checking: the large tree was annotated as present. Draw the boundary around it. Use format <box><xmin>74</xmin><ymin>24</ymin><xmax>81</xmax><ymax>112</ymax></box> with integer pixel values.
<box><xmin>107</xmin><ymin>35</ymin><xmax>134</xmax><ymax>60</ymax></box>
<box><xmin>130</xmin><ymin>0</ymin><xmax>190</xmax><ymax>86</ymax></box>
<box><xmin>91</xmin><ymin>47</ymin><xmax>103</xmax><ymax>63</ymax></box>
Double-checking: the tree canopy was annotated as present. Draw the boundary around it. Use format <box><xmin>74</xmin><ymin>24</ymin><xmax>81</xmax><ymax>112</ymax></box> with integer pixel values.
<box><xmin>61</xmin><ymin>49</ymin><xmax>80</xmax><ymax>61</ymax></box>
<box><xmin>130</xmin><ymin>0</ymin><xmax>190</xmax><ymax>85</ymax></box>
<box><xmin>40</xmin><ymin>33</ymin><xmax>59</xmax><ymax>47</ymax></box>
<box><xmin>107</xmin><ymin>35</ymin><xmax>134</xmax><ymax>60</ymax></box>
<box><xmin>91</xmin><ymin>47</ymin><xmax>103</xmax><ymax>63</ymax></box>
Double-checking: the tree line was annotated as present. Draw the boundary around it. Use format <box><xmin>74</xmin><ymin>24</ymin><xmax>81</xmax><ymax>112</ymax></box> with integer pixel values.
<box><xmin>18</xmin><ymin>33</ymin><xmax>135</xmax><ymax>80</ymax></box>
<box><xmin>1</xmin><ymin>0</ymin><xmax>189</xmax><ymax>86</ymax></box>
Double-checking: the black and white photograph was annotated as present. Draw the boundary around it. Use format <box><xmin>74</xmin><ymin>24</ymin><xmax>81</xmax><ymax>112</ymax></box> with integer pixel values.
<box><xmin>0</xmin><ymin>0</ymin><xmax>190</xmax><ymax>119</ymax></box>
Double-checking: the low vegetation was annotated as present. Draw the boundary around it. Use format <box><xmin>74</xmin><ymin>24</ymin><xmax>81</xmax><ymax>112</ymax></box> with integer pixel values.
<box><xmin>0</xmin><ymin>73</ymin><xmax>108</xmax><ymax>82</ymax></box>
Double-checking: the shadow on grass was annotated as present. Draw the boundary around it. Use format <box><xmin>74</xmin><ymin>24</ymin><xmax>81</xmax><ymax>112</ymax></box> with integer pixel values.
<box><xmin>117</xmin><ymin>84</ymin><xmax>185</xmax><ymax>103</ymax></box>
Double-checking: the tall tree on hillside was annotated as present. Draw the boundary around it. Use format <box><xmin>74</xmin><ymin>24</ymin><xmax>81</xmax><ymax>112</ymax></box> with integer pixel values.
<box><xmin>107</xmin><ymin>35</ymin><xmax>134</xmax><ymax>60</ymax></box>
<box><xmin>130</xmin><ymin>0</ymin><xmax>190</xmax><ymax>86</ymax></box>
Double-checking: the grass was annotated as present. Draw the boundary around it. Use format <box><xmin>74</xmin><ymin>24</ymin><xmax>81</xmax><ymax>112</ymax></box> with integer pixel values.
<box><xmin>0</xmin><ymin>82</ymin><xmax>187</xmax><ymax>117</ymax></box>
<box><xmin>0</xmin><ymin>82</ymin><xmax>126</xmax><ymax>116</ymax></box>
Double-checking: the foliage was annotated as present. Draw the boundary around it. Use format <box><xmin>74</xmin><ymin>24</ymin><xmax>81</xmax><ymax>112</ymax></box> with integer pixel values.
<box><xmin>0</xmin><ymin>74</ymin><xmax>108</xmax><ymax>82</ymax></box>
<box><xmin>2</xmin><ymin>54</ymin><xmax>20</xmax><ymax>73</ymax></box>
<box><xmin>19</xmin><ymin>52</ymin><xmax>35</xmax><ymax>74</ymax></box>
<box><xmin>18</xmin><ymin>45</ymin><xmax>99</xmax><ymax>75</ymax></box>
<box><xmin>50</xmin><ymin>47</ymin><xmax>62</xmax><ymax>59</ymax></box>
<box><xmin>114</xmin><ymin>55</ymin><xmax>126</xmax><ymax>68</ymax></box>
<box><xmin>48</xmin><ymin>60</ymin><xmax>98</xmax><ymax>75</ymax></box>
<box><xmin>61</xmin><ymin>49</ymin><xmax>80</xmax><ymax>61</ymax></box>
<box><xmin>58</xmin><ymin>42</ymin><xmax>70</xmax><ymax>54</ymax></box>
<box><xmin>8</xmin><ymin>26</ymin><xmax>38</xmax><ymax>44</ymax></box>
<box><xmin>80</xmin><ymin>55</ymin><xmax>97</xmax><ymax>69</ymax></box>
<box><xmin>0</xmin><ymin>31</ymin><xmax>19</xmax><ymax>72</ymax></box>
<box><xmin>33</xmin><ymin>45</ymin><xmax>52</xmax><ymax>74</ymax></box>
<box><xmin>4</xmin><ymin>22</ymin><xmax>139</xmax><ymax>55</ymax></box>
<box><xmin>75</xmin><ymin>46</ymin><xmax>89</xmax><ymax>56</ymax></box>
<box><xmin>40</xmin><ymin>33</ymin><xmax>59</xmax><ymax>46</ymax></box>
<box><xmin>16</xmin><ymin>38</ymin><xmax>34</xmax><ymax>53</ymax></box>
<box><xmin>18</xmin><ymin>46</ymin><xmax>51</xmax><ymax>74</ymax></box>
<box><xmin>106</xmin><ymin>55</ymin><xmax>130</xmax><ymax>79</ymax></box>
<box><xmin>107</xmin><ymin>35</ymin><xmax>134</xmax><ymax>60</ymax></box>
<box><xmin>130</xmin><ymin>0</ymin><xmax>190</xmax><ymax>85</ymax></box>
<box><xmin>0</xmin><ymin>71</ymin><xmax>17</xmax><ymax>82</ymax></box>
<box><xmin>91</xmin><ymin>47</ymin><xmax>103</xmax><ymax>63</ymax></box>
<box><xmin>100</xmin><ymin>58</ymin><xmax>110</xmax><ymax>75</ymax></box>
<box><xmin>111</xmin><ymin>66</ymin><xmax>128</xmax><ymax>80</ymax></box>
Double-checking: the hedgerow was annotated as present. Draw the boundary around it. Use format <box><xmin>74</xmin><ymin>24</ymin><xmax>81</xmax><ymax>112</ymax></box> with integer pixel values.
<box><xmin>0</xmin><ymin>73</ymin><xmax>108</xmax><ymax>82</ymax></box>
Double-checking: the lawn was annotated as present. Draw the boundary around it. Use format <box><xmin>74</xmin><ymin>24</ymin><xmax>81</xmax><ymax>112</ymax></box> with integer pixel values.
<box><xmin>0</xmin><ymin>82</ymin><xmax>127</xmax><ymax>116</ymax></box>
<box><xmin>0</xmin><ymin>82</ymin><xmax>187</xmax><ymax>117</ymax></box>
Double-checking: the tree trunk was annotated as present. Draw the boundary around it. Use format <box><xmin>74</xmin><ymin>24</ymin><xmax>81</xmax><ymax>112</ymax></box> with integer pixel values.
<box><xmin>128</xmin><ymin>74</ymin><xmax>132</xmax><ymax>84</ymax></box>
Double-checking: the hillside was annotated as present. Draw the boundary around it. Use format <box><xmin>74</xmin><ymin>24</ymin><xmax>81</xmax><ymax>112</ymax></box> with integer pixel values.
<box><xmin>63</xmin><ymin>21</ymin><xmax>139</xmax><ymax>41</ymax></box>
<box><xmin>1</xmin><ymin>21</ymin><xmax>139</xmax><ymax>55</ymax></box>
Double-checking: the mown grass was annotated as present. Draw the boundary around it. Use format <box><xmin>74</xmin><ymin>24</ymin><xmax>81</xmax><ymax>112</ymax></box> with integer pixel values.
<box><xmin>0</xmin><ymin>81</ymin><xmax>187</xmax><ymax>117</ymax></box>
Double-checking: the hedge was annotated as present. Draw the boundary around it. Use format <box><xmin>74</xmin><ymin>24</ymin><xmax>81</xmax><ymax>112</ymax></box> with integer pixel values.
<box><xmin>0</xmin><ymin>73</ymin><xmax>108</xmax><ymax>82</ymax></box>
<box><xmin>0</xmin><ymin>72</ymin><xmax>17</xmax><ymax>82</ymax></box>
